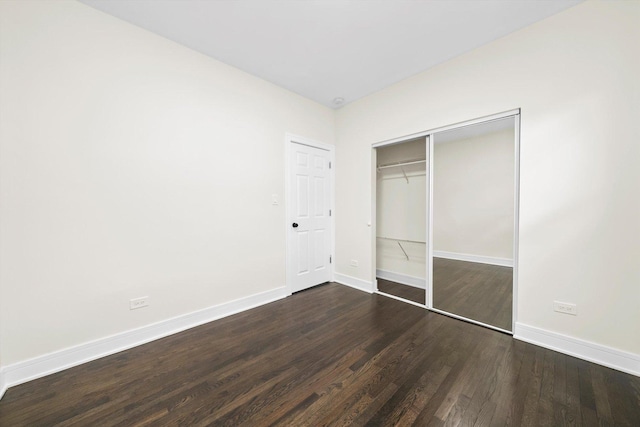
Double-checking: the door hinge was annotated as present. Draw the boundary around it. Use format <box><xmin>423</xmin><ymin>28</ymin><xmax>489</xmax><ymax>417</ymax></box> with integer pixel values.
<box><xmin>329</xmin><ymin>209</ymin><xmax>332</xmax><ymax>216</ymax></box>
<box><xmin>330</xmin><ymin>255</ymin><xmax>332</xmax><ymax>264</ymax></box>
<box><xmin>329</xmin><ymin>161</ymin><xmax>332</xmax><ymax>169</ymax></box>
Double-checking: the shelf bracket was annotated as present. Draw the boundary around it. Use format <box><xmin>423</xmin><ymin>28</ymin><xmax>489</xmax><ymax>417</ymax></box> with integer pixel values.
<box><xmin>397</xmin><ymin>241</ymin><xmax>409</xmax><ymax>260</ymax></box>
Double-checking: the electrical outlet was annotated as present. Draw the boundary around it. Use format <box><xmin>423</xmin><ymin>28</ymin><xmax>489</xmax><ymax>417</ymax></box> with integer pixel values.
<box><xmin>130</xmin><ymin>296</ymin><xmax>149</xmax><ymax>310</ymax></box>
<box><xmin>271</xmin><ymin>194</ymin><xmax>279</xmax><ymax>205</ymax></box>
<box><xmin>554</xmin><ymin>301</ymin><xmax>577</xmax><ymax>315</ymax></box>
<box><xmin>350</xmin><ymin>260</ymin><xmax>359</xmax><ymax>267</ymax></box>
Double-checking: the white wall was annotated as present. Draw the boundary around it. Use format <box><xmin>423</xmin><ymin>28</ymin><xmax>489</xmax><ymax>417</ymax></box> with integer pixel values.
<box><xmin>434</xmin><ymin>128</ymin><xmax>514</xmax><ymax>260</ymax></box>
<box><xmin>335</xmin><ymin>1</ymin><xmax>640</xmax><ymax>355</ymax></box>
<box><xmin>0</xmin><ymin>0</ymin><xmax>334</xmax><ymax>366</ymax></box>
<box><xmin>0</xmin><ymin>335</ymin><xmax>4</xmax><ymax>399</ymax></box>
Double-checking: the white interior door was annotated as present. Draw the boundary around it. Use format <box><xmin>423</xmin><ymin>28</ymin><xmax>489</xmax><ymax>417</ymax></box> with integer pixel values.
<box><xmin>289</xmin><ymin>141</ymin><xmax>332</xmax><ymax>293</ymax></box>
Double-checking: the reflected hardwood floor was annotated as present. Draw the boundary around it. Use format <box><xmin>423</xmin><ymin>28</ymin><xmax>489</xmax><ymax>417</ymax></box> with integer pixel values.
<box><xmin>377</xmin><ymin>278</ymin><xmax>425</xmax><ymax>305</ymax></box>
<box><xmin>1</xmin><ymin>283</ymin><xmax>638</xmax><ymax>426</ymax></box>
<box><xmin>434</xmin><ymin>257</ymin><xmax>513</xmax><ymax>330</ymax></box>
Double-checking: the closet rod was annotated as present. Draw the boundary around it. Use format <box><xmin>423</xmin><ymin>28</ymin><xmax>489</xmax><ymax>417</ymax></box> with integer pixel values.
<box><xmin>377</xmin><ymin>159</ymin><xmax>426</xmax><ymax>170</ymax></box>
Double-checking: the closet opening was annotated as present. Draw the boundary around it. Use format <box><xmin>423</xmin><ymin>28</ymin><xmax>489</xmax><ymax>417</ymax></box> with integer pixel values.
<box><xmin>372</xmin><ymin>109</ymin><xmax>520</xmax><ymax>334</ymax></box>
<box><xmin>374</xmin><ymin>137</ymin><xmax>427</xmax><ymax>306</ymax></box>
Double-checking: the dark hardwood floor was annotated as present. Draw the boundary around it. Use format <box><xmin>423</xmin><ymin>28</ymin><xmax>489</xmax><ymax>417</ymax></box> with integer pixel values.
<box><xmin>1</xmin><ymin>283</ymin><xmax>638</xmax><ymax>426</ymax></box>
<box><xmin>433</xmin><ymin>257</ymin><xmax>513</xmax><ymax>331</ymax></box>
<box><xmin>377</xmin><ymin>278</ymin><xmax>425</xmax><ymax>305</ymax></box>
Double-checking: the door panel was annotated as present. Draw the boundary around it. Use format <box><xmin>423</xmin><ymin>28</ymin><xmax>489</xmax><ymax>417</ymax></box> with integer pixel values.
<box><xmin>314</xmin><ymin>229</ymin><xmax>326</xmax><ymax>270</ymax></box>
<box><xmin>296</xmin><ymin>231</ymin><xmax>308</xmax><ymax>273</ymax></box>
<box><xmin>314</xmin><ymin>177</ymin><xmax>325</xmax><ymax>216</ymax></box>
<box><xmin>296</xmin><ymin>176</ymin><xmax>309</xmax><ymax>217</ymax></box>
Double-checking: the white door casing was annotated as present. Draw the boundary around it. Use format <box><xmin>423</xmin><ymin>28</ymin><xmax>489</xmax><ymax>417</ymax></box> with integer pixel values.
<box><xmin>286</xmin><ymin>136</ymin><xmax>334</xmax><ymax>293</ymax></box>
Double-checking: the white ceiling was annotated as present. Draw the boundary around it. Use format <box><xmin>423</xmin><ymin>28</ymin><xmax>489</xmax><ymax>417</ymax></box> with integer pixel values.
<box><xmin>79</xmin><ymin>0</ymin><xmax>582</xmax><ymax>109</ymax></box>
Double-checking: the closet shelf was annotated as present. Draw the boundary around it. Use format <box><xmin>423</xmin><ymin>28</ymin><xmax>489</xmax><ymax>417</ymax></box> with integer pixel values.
<box><xmin>377</xmin><ymin>237</ymin><xmax>425</xmax><ymax>260</ymax></box>
<box><xmin>377</xmin><ymin>236</ymin><xmax>426</xmax><ymax>245</ymax></box>
<box><xmin>377</xmin><ymin>159</ymin><xmax>426</xmax><ymax>170</ymax></box>
<box><xmin>377</xmin><ymin>160</ymin><xmax>426</xmax><ymax>183</ymax></box>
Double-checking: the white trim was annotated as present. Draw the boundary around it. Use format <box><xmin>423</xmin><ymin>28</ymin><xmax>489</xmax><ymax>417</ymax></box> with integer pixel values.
<box><xmin>433</xmin><ymin>251</ymin><xmax>513</xmax><ymax>267</ymax></box>
<box><xmin>429</xmin><ymin>307</ymin><xmax>512</xmax><ymax>335</ymax></box>
<box><xmin>372</xmin><ymin>109</ymin><xmax>521</xmax><ymax>148</ymax></box>
<box><xmin>512</xmin><ymin>114</ymin><xmax>521</xmax><ymax>332</ymax></box>
<box><xmin>427</xmin><ymin>135</ymin><xmax>433</xmax><ymax>308</ymax></box>
<box><xmin>376</xmin><ymin>269</ymin><xmax>425</xmax><ymax>289</ymax></box>
<box><xmin>285</xmin><ymin>133</ymin><xmax>335</xmax><ymax>294</ymax></box>
<box><xmin>515</xmin><ymin>323</ymin><xmax>640</xmax><ymax>377</ymax></box>
<box><xmin>333</xmin><ymin>273</ymin><xmax>374</xmax><ymax>294</ymax></box>
<box><xmin>370</xmin><ymin>148</ymin><xmax>378</xmax><ymax>294</ymax></box>
<box><xmin>286</xmin><ymin>132</ymin><xmax>335</xmax><ymax>152</ymax></box>
<box><xmin>0</xmin><ymin>287</ymin><xmax>288</xmax><ymax>396</ymax></box>
<box><xmin>0</xmin><ymin>368</ymin><xmax>7</xmax><ymax>401</ymax></box>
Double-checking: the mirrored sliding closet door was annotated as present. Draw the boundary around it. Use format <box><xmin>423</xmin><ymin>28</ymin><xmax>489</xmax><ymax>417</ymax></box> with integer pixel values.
<box><xmin>430</xmin><ymin>116</ymin><xmax>517</xmax><ymax>331</ymax></box>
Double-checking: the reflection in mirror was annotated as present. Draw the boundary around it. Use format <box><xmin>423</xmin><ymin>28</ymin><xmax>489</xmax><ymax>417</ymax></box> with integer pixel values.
<box><xmin>432</xmin><ymin>117</ymin><xmax>515</xmax><ymax>331</ymax></box>
<box><xmin>375</xmin><ymin>138</ymin><xmax>426</xmax><ymax>305</ymax></box>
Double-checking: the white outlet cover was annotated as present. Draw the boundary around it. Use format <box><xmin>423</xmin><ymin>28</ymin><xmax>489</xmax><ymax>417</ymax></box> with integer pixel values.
<box><xmin>130</xmin><ymin>296</ymin><xmax>149</xmax><ymax>310</ymax></box>
<box><xmin>553</xmin><ymin>301</ymin><xmax>577</xmax><ymax>315</ymax></box>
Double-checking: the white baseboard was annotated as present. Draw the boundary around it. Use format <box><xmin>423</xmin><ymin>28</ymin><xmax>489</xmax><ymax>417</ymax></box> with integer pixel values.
<box><xmin>514</xmin><ymin>323</ymin><xmax>640</xmax><ymax>377</ymax></box>
<box><xmin>0</xmin><ymin>368</ymin><xmax>6</xmax><ymax>401</ymax></box>
<box><xmin>376</xmin><ymin>269</ymin><xmax>425</xmax><ymax>289</ymax></box>
<box><xmin>334</xmin><ymin>273</ymin><xmax>374</xmax><ymax>293</ymax></box>
<box><xmin>433</xmin><ymin>250</ymin><xmax>513</xmax><ymax>267</ymax></box>
<box><xmin>0</xmin><ymin>287</ymin><xmax>288</xmax><ymax>398</ymax></box>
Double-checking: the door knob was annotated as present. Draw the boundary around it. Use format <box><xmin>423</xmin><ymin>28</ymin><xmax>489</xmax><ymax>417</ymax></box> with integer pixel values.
<box><xmin>292</xmin><ymin>223</ymin><xmax>299</xmax><ymax>228</ymax></box>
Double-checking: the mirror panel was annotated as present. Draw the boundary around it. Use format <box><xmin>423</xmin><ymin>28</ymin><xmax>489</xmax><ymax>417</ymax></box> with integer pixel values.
<box><xmin>431</xmin><ymin>117</ymin><xmax>515</xmax><ymax>330</ymax></box>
